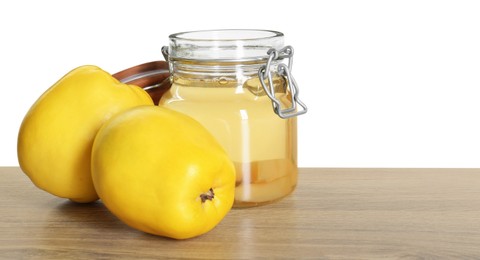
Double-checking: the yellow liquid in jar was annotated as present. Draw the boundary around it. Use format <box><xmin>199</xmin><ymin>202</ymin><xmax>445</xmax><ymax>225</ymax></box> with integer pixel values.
<box><xmin>159</xmin><ymin>76</ymin><xmax>297</xmax><ymax>207</ymax></box>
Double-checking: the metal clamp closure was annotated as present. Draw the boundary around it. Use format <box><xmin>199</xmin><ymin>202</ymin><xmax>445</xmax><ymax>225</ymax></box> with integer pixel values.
<box><xmin>258</xmin><ymin>46</ymin><xmax>308</xmax><ymax>119</ymax></box>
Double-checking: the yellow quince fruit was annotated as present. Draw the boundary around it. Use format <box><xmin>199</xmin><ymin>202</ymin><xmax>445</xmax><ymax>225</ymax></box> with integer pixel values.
<box><xmin>91</xmin><ymin>106</ymin><xmax>235</xmax><ymax>239</ymax></box>
<box><xmin>18</xmin><ymin>65</ymin><xmax>153</xmax><ymax>203</ymax></box>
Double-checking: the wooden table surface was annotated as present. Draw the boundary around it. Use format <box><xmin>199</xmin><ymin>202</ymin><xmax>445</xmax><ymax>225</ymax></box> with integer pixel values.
<box><xmin>1</xmin><ymin>167</ymin><xmax>480</xmax><ymax>259</ymax></box>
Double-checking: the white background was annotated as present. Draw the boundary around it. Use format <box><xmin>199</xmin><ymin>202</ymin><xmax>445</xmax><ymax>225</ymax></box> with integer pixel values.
<box><xmin>1</xmin><ymin>0</ymin><xmax>480</xmax><ymax>168</ymax></box>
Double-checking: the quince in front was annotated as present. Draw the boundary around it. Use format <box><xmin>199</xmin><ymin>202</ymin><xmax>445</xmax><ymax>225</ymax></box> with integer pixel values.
<box><xmin>91</xmin><ymin>106</ymin><xmax>235</xmax><ymax>239</ymax></box>
<box><xmin>17</xmin><ymin>65</ymin><xmax>153</xmax><ymax>203</ymax></box>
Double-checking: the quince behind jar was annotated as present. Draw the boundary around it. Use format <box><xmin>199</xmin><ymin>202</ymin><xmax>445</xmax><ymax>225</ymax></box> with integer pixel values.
<box><xmin>17</xmin><ymin>65</ymin><xmax>153</xmax><ymax>203</ymax></box>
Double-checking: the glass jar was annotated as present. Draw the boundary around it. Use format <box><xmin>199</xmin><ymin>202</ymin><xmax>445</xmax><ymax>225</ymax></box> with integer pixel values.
<box><xmin>159</xmin><ymin>29</ymin><xmax>307</xmax><ymax>207</ymax></box>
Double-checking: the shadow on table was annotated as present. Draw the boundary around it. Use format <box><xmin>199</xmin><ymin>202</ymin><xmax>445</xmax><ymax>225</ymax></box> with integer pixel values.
<box><xmin>53</xmin><ymin>200</ymin><xmax>129</xmax><ymax>231</ymax></box>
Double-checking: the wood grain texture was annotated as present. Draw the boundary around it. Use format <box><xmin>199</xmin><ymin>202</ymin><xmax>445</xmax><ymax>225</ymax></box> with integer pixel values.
<box><xmin>1</xmin><ymin>167</ymin><xmax>480</xmax><ymax>259</ymax></box>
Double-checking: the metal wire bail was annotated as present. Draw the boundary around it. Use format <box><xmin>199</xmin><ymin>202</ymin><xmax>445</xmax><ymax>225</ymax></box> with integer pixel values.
<box><xmin>258</xmin><ymin>46</ymin><xmax>308</xmax><ymax>119</ymax></box>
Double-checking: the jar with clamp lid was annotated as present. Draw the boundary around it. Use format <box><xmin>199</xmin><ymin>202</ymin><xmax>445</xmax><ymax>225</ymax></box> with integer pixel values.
<box><xmin>159</xmin><ymin>29</ymin><xmax>307</xmax><ymax>207</ymax></box>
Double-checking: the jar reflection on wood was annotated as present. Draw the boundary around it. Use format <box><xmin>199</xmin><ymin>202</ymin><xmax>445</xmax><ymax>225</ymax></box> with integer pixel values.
<box><xmin>159</xmin><ymin>29</ymin><xmax>307</xmax><ymax>207</ymax></box>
